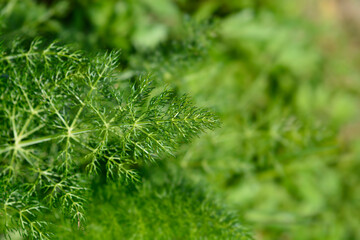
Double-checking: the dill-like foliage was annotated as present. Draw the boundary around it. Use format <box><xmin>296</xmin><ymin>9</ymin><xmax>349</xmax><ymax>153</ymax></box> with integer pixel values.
<box><xmin>50</xmin><ymin>163</ymin><xmax>252</xmax><ymax>240</ymax></box>
<box><xmin>0</xmin><ymin>39</ymin><xmax>219</xmax><ymax>239</ymax></box>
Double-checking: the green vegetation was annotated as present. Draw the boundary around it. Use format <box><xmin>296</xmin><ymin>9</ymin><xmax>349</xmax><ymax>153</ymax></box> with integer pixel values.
<box><xmin>1</xmin><ymin>0</ymin><xmax>360</xmax><ymax>239</ymax></box>
<box><xmin>0</xmin><ymin>37</ymin><xmax>220</xmax><ymax>238</ymax></box>
<box><xmin>49</xmin><ymin>164</ymin><xmax>250</xmax><ymax>240</ymax></box>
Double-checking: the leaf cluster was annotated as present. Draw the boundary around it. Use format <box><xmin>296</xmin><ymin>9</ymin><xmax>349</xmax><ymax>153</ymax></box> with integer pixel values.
<box><xmin>0</xmin><ymin>39</ymin><xmax>218</xmax><ymax>238</ymax></box>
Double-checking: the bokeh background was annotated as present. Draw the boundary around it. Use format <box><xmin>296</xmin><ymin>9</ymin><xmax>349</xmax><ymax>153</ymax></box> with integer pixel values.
<box><xmin>1</xmin><ymin>0</ymin><xmax>360</xmax><ymax>239</ymax></box>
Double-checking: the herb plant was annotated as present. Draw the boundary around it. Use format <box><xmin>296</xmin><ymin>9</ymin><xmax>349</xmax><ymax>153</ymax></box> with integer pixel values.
<box><xmin>2</xmin><ymin>1</ymin><xmax>360</xmax><ymax>240</ymax></box>
<box><xmin>0</xmin><ymin>39</ymin><xmax>219</xmax><ymax>239</ymax></box>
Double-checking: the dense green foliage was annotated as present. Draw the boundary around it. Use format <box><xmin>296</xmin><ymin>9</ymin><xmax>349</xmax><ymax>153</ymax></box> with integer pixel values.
<box><xmin>0</xmin><ymin>36</ymin><xmax>220</xmax><ymax>238</ymax></box>
<box><xmin>49</xmin><ymin>164</ymin><xmax>250</xmax><ymax>240</ymax></box>
<box><xmin>1</xmin><ymin>0</ymin><xmax>360</xmax><ymax>239</ymax></box>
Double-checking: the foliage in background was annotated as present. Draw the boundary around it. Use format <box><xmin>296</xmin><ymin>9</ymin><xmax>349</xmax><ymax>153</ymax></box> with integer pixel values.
<box><xmin>1</xmin><ymin>0</ymin><xmax>360</xmax><ymax>239</ymax></box>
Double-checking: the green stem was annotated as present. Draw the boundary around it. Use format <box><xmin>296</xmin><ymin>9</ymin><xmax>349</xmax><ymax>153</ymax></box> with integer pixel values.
<box><xmin>18</xmin><ymin>129</ymin><xmax>96</xmax><ymax>148</ymax></box>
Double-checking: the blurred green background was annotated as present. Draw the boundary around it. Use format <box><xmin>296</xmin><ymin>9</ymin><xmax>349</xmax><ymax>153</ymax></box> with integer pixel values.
<box><xmin>1</xmin><ymin>0</ymin><xmax>360</xmax><ymax>239</ymax></box>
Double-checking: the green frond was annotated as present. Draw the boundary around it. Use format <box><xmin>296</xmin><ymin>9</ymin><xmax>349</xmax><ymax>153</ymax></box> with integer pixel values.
<box><xmin>0</xmin><ymin>39</ymin><xmax>219</xmax><ymax>238</ymax></box>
